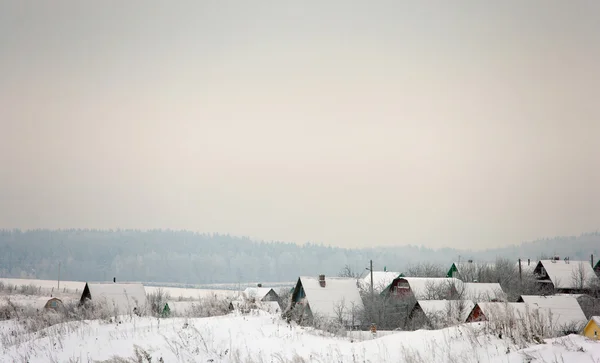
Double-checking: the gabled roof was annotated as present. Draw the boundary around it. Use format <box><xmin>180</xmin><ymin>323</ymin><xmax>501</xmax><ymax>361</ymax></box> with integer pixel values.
<box><xmin>517</xmin><ymin>295</ymin><xmax>587</xmax><ymax>327</ymax></box>
<box><xmin>417</xmin><ymin>300</ymin><xmax>475</xmax><ymax>323</ymax></box>
<box><xmin>459</xmin><ymin>282</ymin><xmax>506</xmax><ymax>301</ymax></box>
<box><xmin>297</xmin><ymin>276</ymin><xmax>364</xmax><ymax>322</ymax></box>
<box><xmin>360</xmin><ymin>271</ymin><xmax>402</xmax><ymax>293</ymax></box>
<box><xmin>590</xmin><ymin>316</ymin><xmax>600</xmax><ymax>326</ymax></box>
<box><xmin>400</xmin><ymin>277</ymin><xmax>461</xmax><ymax>299</ymax></box>
<box><xmin>82</xmin><ymin>283</ymin><xmax>147</xmax><ymax>314</ymax></box>
<box><xmin>243</xmin><ymin>287</ymin><xmax>277</xmax><ymax>301</ymax></box>
<box><xmin>535</xmin><ymin>260</ymin><xmax>599</xmax><ymax>289</ymax></box>
<box><xmin>473</xmin><ymin>302</ymin><xmax>549</xmax><ymax>322</ymax></box>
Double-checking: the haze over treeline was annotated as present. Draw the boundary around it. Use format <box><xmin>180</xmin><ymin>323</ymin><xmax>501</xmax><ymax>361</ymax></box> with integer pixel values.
<box><xmin>1</xmin><ymin>229</ymin><xmax>599</xmax><ymax>285</ymax></box>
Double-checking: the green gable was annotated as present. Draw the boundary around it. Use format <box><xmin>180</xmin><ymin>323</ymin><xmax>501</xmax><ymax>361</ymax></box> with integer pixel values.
<box><xmin>447</xmin><ymin>263</ymin><xmax>458</xmax><ymax>278</ymax></box>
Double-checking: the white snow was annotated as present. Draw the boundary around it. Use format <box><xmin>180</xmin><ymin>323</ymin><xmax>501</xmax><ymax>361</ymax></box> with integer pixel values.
<box><xmin>417</xmin><ymin>299</ymin><xmax>475</xmax><ymax>323</ymax></box>
<box><xmin>1</xmin><ymin>312</ymin><xmax>600</xmax><ymax>362</ymax></box>
<box><xmin>519</xmin><ymin>295</ymin><xmax>587</xmax><ymax>328</ymax></box>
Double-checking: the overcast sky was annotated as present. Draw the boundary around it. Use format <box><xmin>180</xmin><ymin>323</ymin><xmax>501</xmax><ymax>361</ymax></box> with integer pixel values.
<box><xmin>1</xmin><ymin>1</ymin><xmax>599</xmax><ymax>250</ymax></box>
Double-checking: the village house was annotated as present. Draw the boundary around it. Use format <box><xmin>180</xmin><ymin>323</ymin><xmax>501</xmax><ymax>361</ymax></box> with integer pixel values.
<box><xmin>409</xmin><ymin>299</ymin><xmax>475</xmax><ymax>329</ymax></box>
<box><xmin>79</xmin><ymin>282</ymin><xmax>147</xmax><ymax>315</ymax></box>
<box><xmin>583</xmin><ymin>316</ymin><xmax>600</xmax><ymax>340</ymax></box>
<box><xmin>517</xmin><ymin>295</ymin><xmax>587</xmax><ymax>329</ymax></box>
<box><xmin>533</xmin><ymin>258</ymin><xmax>600</xmax><ymax>294</ymax></box>
<box><xmin>388</xmin><ymin>277</ymin><xmax>461</xmax><ymax>300</ymax></box>
<box><xmin>359</xmin><ymin>271</ymin><xmax>404</xmax><ymax>294</ymax></box>
<box><xmin>287</xmin><ymin>275</ymin><xmax>364</xmax><ymax>328</ymax></box>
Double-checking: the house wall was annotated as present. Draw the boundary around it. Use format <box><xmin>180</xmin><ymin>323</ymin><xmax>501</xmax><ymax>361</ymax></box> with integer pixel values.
<box><xmin>584</xmin><ymin>321</ymin><xmax>599</xmax><ymax>340</ymax></box>
<box><xmin>466</xmin><ymin>305</ymin><xmax>485</xmax><ymax>322</ymax></box>
<box><xmin>388</xmin><ymin>278</ymin><xmax>412</xmax><ymax>297</ymax></box>
<box><xmin>264</xmin><ymin>290</ymin><xmax>279</xmax><ymax>302</ymax></box>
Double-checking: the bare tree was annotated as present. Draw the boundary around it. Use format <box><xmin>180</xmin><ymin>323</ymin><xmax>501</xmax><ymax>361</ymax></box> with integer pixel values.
<box><xmin>406</xmin><ymin>263</ymin><xmax>446</xmax><ymax>277</ymax></box>
<box><xmin>338</xmin><ymin>265</ymin><xmax>360</xmax><ymax>279</ymax></box>
<box><xmin>571</xmin><ymin>262</ymin><xmax>588</xmax><ymax>291</ymax></box>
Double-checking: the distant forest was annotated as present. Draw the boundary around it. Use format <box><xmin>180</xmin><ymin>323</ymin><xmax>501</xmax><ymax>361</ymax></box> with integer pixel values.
<box><xmin>1</xmin><ymin>229</ymin><xmax>599</xmax><ymax>284</ymax></box>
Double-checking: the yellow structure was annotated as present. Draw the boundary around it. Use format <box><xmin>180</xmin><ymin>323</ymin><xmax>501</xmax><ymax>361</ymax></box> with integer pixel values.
<box><xmin>583</xmin><ymin>316</ymin><xmax>600</xmax><ymax>340</ymax></box>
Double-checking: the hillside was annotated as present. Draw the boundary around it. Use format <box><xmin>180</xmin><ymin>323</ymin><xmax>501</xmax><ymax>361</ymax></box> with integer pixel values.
<box><xmin>1</xmin><ymin>230</ymin><xmax>599</xmax><ymax>284</ymax></box>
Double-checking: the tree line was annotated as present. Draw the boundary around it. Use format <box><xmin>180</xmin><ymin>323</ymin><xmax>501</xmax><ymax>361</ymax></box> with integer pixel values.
<box><xmin>0</xmin><ymin>229</ymin><xmax>599</xmax><ymax>285</ymax></box>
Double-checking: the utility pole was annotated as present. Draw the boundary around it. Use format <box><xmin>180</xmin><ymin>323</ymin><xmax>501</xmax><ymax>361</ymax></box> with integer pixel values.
<box><xmin>57</xmin><ymin>262</ymin><xmax>61</xmax><ymax>291</ymax></box>
<box><xmin>370</xmin><ymin>260</ymin><xmax>374</xmax><ymax>298</ymax></box>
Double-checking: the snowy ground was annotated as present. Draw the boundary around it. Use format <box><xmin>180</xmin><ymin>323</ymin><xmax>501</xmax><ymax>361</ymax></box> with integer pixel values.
<box><xmin>1</xmin><ymin>311</ymin><xmax>599</xmax><ymax>363</ymax></box>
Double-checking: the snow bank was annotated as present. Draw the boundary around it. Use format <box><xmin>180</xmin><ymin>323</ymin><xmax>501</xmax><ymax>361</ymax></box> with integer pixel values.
<box><xmin>1</xmin><ymin>312</ymin><xmax>600</xmax><ymax>362</ymax></box>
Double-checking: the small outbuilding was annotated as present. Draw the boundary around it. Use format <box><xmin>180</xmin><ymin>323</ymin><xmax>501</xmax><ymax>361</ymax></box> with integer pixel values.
<box><xmin>242</xmin><ymin>286</ymin><xmax>279</xmax><ymax>303</ymax></box>
<box><xmin>44</xmin><ymin>297</ymin><xmax>64</xmax><ymax>312</ymax></box>
<box><xmin>583</xmin><ymin>316</ymin><xmax>600</xmax><ymax>340</ymax></box>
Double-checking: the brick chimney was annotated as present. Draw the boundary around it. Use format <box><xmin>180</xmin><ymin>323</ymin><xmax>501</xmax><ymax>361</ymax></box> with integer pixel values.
<box><xmin>319</xmin><ymin>274</ymin><xmax>326</xmax><ymax>288</ymax></box>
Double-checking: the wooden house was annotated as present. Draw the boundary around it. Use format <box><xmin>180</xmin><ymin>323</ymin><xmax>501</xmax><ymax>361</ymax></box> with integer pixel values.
<box><xmin>533</xmin><ymin>259</ymin><xmax>600</xmax><ymax>294</ymax></box>
<box><xmin>288</xmin><ymin>275</ymin><xmax>364</xmax><ymax>328</ymax></box>
<box><xmin>583</xmin><ymin>316</ymin><xmax>600</xmax><ymax>340</ymax></box>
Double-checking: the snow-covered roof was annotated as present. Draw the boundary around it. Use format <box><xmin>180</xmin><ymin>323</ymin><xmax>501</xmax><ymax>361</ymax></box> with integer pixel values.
<box><xmin>298</xmin><ymin>276</ymin><xmax>364</xmax><ymax>323</ymax></box>
<box><xmin>83</xmin><ymin>283</ymin><xmax>147</xmax><ymax>314</ymax></box>
<box><xmin>459</xmin><ymin>282</ymin><xmax>506</xmax><ymax>301</ymax></box>
<box><xmin>401</xmin><ymin>277</ymin><xmax>461</xmax><ymax>299</ymax></box>
<box><xmin>243</xmin><ymin>287</ymin><xmax>276</xmax><ymax>301</ymax></box>
<box><xmin>474</xmin><ymin>302</ymin><xmax>549</xmax><ymax>323</ymax></box>
<box><xmin>518</xmin><ymin>295</ymin><xmax>587</xmax><ymax>327</ymax></box>
<box><xmin>517</xmin><ymin>260</ymin><xmax>539</xmax><ymax>274</ymax></box>
<box><xmin>536</xmin><ymin>260</ymin><xmax>599</xmax><ymax>289</ymax></box>
<box><xmin>359</xmin><ymin>271</ymin><xmax>402</xmax><ymax>293</ymax></box>
<box><xmin>417</xmin><ymin>300</ymin><xmax>475</xmax><ymax>323</ymax></box>
<box><xmin>590</xmin><ymin>316</ymin><xmax>600</xmax><ymax>326</ymax></box>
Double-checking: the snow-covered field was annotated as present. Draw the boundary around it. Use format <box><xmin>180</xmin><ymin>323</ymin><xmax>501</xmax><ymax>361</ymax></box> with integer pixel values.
<box><xmin>0</xmin><ymin>277</ymin><xmax>257</xmax><ymax>302</ymax></box>
<box><xmin>1</xmin><ymin>311</ymin><xmax>599</xmax><ymax>363</ymax></box>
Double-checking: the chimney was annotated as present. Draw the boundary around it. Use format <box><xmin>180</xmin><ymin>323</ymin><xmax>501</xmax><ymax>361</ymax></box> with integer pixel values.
<box><xmin>113</xmin><ymin>277</ymin><xmax>116</xmax><ymax>283</ymax></box>
<box><xmin>528</xmin><ymin>258</ymin><xmax>530</xmax><ymax>266</ymax></box>
<box><xmin>257</xmin><ymin>283</ymin><xmax>262</xmax><ymax>288</ymax></box>
<box><xmin>319</xmin><ymin>274</ymin><xmax>326</xmax><ymax>288</ymax></box>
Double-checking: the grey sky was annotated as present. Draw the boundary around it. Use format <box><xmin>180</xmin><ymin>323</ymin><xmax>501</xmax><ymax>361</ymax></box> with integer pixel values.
<box><xmin>1</xmin><ymin>1</ymin><xmax>599</xmax><ymax>249</ymax></box>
